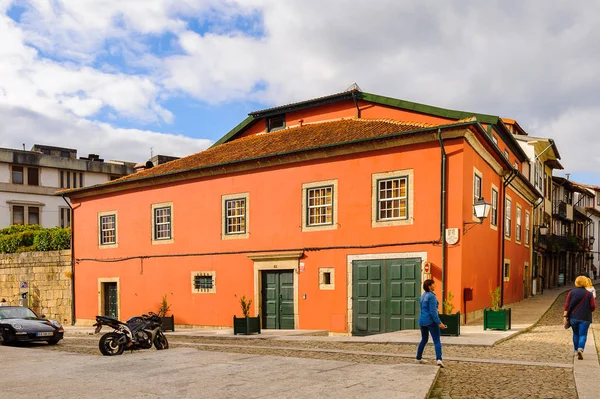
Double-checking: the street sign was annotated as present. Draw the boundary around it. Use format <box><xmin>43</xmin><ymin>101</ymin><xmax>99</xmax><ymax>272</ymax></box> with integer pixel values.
<box><xmin>20</xmin><ymin>281</ymin><xmax>28</xmax><ymax>289</ymax></box>
<box><xmin>446</xmin><ymin>228</ymin><xmax>459</xmax><ymax>245</ymax></box>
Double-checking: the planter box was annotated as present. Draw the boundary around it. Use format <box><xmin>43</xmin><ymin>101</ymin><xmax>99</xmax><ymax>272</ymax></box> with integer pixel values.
<box><xmin>160</xmin><ymin>315</ymin><xmax>175</xmax><ymax>332</ymax></box>
<box><xmin>439</xmin><ymin>311</ymin><xmax>461</xmax><ymax>336</ymax></box>
<box><xmin>233</xmin><ymin>315</ymin><xmax>261</xmax><ymax>335</ymax></box>
<box><xmin>483</xmin><ymin>308</ymin><xmax>511</xmax><ymax>331</ymax></box>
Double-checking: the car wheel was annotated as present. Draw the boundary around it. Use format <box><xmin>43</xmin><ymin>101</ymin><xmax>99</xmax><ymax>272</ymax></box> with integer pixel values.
<box><xmin>47</xmin><ymin>339</ymin><xmax>60</xmax><ymax>345</ymax></box>
<box><xmin>1</xmin><ymin>331</ymin><xmax>14</xmax><ymax>346</ymax></box>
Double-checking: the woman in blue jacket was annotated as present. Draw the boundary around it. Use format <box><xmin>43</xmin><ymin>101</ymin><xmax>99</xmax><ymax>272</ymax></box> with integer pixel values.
<box><xmin>415</xmin><ymin>279</ymin><xmax>447</xmax><ymax>367</ymax></box>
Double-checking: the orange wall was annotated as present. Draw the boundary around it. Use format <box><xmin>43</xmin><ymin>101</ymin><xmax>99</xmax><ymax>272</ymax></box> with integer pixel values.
<box><xmin>73</xmin><ymin>142</ymin><xmax>448</xmax><ymax>331</ymax></box>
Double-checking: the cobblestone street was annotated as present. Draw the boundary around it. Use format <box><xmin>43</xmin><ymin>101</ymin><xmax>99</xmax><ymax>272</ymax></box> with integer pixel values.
<box><xmin>24</xmin><ymin>290</ymin><xmax>597</xmax><ymax>398</ymax></box>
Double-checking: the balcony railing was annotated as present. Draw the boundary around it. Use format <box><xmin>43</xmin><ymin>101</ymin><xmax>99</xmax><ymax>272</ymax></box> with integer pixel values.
<box><xmin>552</xmin><ymin>201</ymin><xmax>567</xmax><ymax>219</ymax></box>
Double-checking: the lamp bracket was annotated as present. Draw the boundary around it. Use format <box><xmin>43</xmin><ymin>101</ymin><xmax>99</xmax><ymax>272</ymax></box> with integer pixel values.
<box><xmin>463</xmin><ymin>219</ymin><xmax>483</xmax><ymax>234</ymax></box>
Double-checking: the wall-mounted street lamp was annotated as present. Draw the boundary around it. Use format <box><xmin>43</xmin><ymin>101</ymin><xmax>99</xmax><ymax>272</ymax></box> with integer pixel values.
<box><xmin>463</xmin><ymin>197</ymin><xmax>492</xmax><ymax>234</ymax></box>
<box><xmin>590</xmin><ymin>236</ymin><xmax>596</xmax><ymax>246</ymax></box>
<box><xmin>539</xmin><ymin>225</ymin><xmax>549</xmax><ymax>236</ymax></box>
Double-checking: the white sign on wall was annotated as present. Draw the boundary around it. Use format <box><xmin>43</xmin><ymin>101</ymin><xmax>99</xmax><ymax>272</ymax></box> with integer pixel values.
<box><xmin>445</xmin><ymin>228</ymin><xmax>459</xmax><ymax>245</ymax></box>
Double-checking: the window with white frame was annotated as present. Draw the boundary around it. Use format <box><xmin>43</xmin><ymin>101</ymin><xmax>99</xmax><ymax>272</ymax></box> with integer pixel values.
<box><xmin>473</xmin><ymin>173</ymin><xmax>482</xmax><ymax>216</ymax></box>
<box><xmin>503</xmin><ymin>260</ymin><xmax>511</xmax><ymax>281</ymax></box>
<box><xmin>222</xmin><ymin>193</ymin><xmax>249</xmax><ymax>239</ymax></box>
<box><xmin>491</xmin><ymin>188</ymin><xmax>499</xmax><ymax>226</ymax></box>
<box><xmin>225</xmin><ymin>198</ymin><xmax>246</xmax><ymax>234</ymax></box>
<box><xmin>525</xmin><ymin>211</ymin><xmax>530</xmax><ymax>246</ymax></box>
<box><xmin>378</xmin><ymin>177</ymin><xmax>408</xmax><ymax>221</ymax></box>
<box><xmin>153</xmin><ymin>206</ymin><xmax>172</xmax><ymax>240</ymax></box>
<box><xmin>307</xmin><ymin>186</ymin><xmax>333</xmax><ymax>226</ymax></box>
<box><xmin>505</xmin><ymin>197</ymin><xmax>512</xmax><ymax>238</ymax></box>
<box><xmin>302</xmin><ymin>180</ymin><xmax>338</xmax><ymax>232</ymax></box>
<box><xmin>516</xmin><ymin>206</ymin><xmax>522</xmax><ymax>242</ymax></box>
<box><xmin>371</xmin><ymin>170</ymin><xmax>413</xmax><ymax>228</ymax></box>
<box><xmin>492</xmin><ymin>136</ymin><xmax>498</xmax><ymax>145</ymax></box>
<box><xmin>99</xmin><ymin>214</ymin><xmax>116</xmax><ymax>245</ymax></box>
<box><xmin>191</xmin><ymin>271</ymin><xmax>216</xmax><ymax>294</ymax></box>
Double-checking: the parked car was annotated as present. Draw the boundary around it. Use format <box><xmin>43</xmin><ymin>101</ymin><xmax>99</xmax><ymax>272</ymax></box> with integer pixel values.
<box><xmin>0</xmin><ymin>306</ymin><xmax>64</xmax><ymax>345</ymax></box>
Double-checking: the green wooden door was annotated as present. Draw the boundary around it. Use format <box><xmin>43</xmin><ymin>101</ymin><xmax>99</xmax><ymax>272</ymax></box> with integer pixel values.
<box><xmin>352</xmin><ymin>258</ymin><xmax>420</xmax><ymax>335</ymax></box>
<box><xmin>103</xmin><ymin>282</ymin><xmax>118</xmax><ymax>318</ymax></box>
<box><xmin>262</xmin><ymin>271</ymin><xmax>295</xmax><ymax>329</ymax></box>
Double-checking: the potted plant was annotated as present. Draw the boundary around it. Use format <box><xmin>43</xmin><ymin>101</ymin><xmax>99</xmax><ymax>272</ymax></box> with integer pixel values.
<box><xmin>483</xmin><ymin>287</ymin><xmax>511</xmax><ymax>331</ymax></box>
<box><xmin>439</xmin><ymin>291</ymin><xmax>460</xmax><ymax>336</ymax></box>
<box><xmin>233</xmin><ymin>295</ymin><xmax>261</xmax><ymax>335</ymax></box>
<box><xmin>158</xmin><ymin>294</ymin><xmax>175</xmax><ymax>332</ymax></box>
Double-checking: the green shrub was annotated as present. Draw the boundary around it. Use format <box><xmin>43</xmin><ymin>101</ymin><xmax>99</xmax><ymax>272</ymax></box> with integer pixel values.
<box><xmin>0</xmin><ymin>225</ymin><xmax>70</xmax><ymax>253</ymax></box>
<box><xmin>50</xmin><ymin>227</ymin><xmax>70</xmax><ymax>250</ymax></box>
<box><xmin>33</xmin><ymin>230</ymin><xmax>52</xmax><ymax>251</ymax></box>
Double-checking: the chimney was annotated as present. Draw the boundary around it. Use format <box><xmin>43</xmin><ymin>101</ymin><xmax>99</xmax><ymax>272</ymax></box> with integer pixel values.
<box><xmin>22</xmin><ymin>143</ymin><xmax>25</xmax><ymax>150</ymax></box>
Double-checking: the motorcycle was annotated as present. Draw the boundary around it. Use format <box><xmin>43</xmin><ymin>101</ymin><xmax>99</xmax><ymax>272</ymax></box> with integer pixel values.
<box><xmin>93</xmin><ymin>311</ymin><xmax>169</xmax><ymax>356</ymax></box>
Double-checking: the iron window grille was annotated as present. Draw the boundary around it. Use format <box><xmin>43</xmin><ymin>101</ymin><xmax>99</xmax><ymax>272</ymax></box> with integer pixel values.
<box><xmin>377</xmin><ymin>177</ymin><xmax>408</xmax><ymax>221</ymax></box>
<box><xmin>194</xmin><ymin>275</ymin><xmax>213</xmax><ymax>291</ymax></box>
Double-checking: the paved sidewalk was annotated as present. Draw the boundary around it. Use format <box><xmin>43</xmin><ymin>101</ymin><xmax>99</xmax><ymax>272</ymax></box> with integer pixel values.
<box><xmin>65</xmin><ymin>285</ymin><xmax>574</xmax><ymax>346</ymax></box>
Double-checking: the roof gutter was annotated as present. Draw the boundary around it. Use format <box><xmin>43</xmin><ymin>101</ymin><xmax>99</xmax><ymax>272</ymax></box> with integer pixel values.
<box><xmin>61</xmin><ymin>120</ymin><xmax>487</xmax><ymax>199</ymax></box>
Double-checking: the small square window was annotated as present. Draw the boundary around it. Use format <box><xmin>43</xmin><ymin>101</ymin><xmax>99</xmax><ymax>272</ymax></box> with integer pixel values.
<box><xmin>267</xmin><ymin>115</ymin><xmax>285</xmax><ymax>132</ymax></box>
<box><xmin>60</xmin><ymin>151</ymin><xmax>70</xmax><ymax>158</ymax></box>
<box><xmin>503</xmin><ymin>261</ymin><xmax>511</xmax><ymax>281</ymax></box>
<box><xmin>191</xmin><ymin>271</ymin><xmax>216</xmax><ymax>294</ymax></box>
<box><xmin>319</xmin><ymin>268</ymin><xmax>335</xmax><ymax>290</ymax></box>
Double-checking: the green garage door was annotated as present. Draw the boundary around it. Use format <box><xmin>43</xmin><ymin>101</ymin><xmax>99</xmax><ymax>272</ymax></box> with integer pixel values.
<box><xmin>352</xmin><ymin>258</ymin><xmax>421</xmax><ymax>335</ymax></box>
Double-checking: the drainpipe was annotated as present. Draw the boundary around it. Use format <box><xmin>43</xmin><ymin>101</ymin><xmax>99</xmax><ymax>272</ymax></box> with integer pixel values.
<box><xmin>500</xmin><ymin>170</ymin><xmax>518</xmax><ymax>307</ymax></box>
<box><xmin>62</xmin><ymin>195</ymin><xmax>75</xmax><ymax>325</ymax></box>
<box><xmin>351</xmin><ymin>91</ymin><xmax>361</xmax><ymax>118</ymax></box>
<box><xmin>438</xmin><ymin>128</ymin><xmax>447</xmax><ymax>304</ymax></box>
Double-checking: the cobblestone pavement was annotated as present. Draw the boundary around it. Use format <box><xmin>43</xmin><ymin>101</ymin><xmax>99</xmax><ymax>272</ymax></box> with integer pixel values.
<box><xmin>22</xmin><ymin>290</ymin><xmax>584</xmax><ymax>398</ymax></box>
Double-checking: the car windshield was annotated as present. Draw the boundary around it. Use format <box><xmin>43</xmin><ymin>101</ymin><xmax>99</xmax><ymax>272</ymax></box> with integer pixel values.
<box><xmin>0</xmin><ymin>307</ymin><xmax>38</xmax><ymax>320</ymax></box>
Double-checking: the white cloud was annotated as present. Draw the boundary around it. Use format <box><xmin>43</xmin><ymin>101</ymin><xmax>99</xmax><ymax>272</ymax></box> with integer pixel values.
<box><xmin>1</xmin><ymin>0</ymin><xmax>600</xmax><ymax>180</ymax></box>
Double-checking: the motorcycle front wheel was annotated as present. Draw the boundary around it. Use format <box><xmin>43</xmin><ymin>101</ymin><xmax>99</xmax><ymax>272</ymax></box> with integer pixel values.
<box><xmin>154</xmin><ymin>331</ymin><xmax>169</xmax><ymax>350</ymax></box>
<box><xmin>99</xmin><ymin>332</ymin><xmax>125</xmax><ymax>356</ymax></box>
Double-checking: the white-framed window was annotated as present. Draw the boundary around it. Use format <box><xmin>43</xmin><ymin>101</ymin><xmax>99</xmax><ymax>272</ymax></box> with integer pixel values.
<box><xmin>503</xmin><ymin>259</ymin><xmax>511</xmax><ymax>282</ymax></box>
<box><xmin>222</xmin><ymin>193</ymin><xmax>250</xmax><ymax>240</ymax></box>
<box><xmin>516</xmin><ymin>206</ymin><xmax>522</xmax><ymax>243</ymax></box>
<box><xmin>491</xmin><ymin>187</ymin><xmax>499</xmax><ymax>227</ymax></box>
<box><xmin>225</xmin><ymin>198</ymin><xmax>246</xmax><ymax>234</ymax></box>
<box><xmin>98</xmin><ymin>212</ymin><xmax>117</xmax><ymax>247</ymax></box>
<box><xmin>473</xmin><ymin>172</ymin><xmax>482</xmax><ymax>217</ymax></box>
<box><xmin>504</xmin><ymin>149</ymin><xmax>509</xmax><ymax>159</ymax></box>
<box><xmin>525</xmin><ymin>211</ymin><xmax>530</xmax><ymax>246</ymax></box>
<box><xmin>191</xmin><ymin>271</ymin><xmax>216</xmax><ymax>294</ymax></box>
<box><xmin>378</xmin><ymin>177</ymin><xmax>408</xmax><ymax>220</ymax></box>
<box><xmin>505</xmin><ymin>197</ymin><xmax>512</xmax><ymax>239</ymax></box>
<box><xmin>372</xmin><ymin>169</ymin><xmax>413</xmax><ymax>228</ymax></box>
<box><xmin>307</xmin><ymin>186</ymin><xmax>334</xmax><ymax>226</ymax></box>
<box><xmin>492</xmin><ymin>136</ymin><xmax>498</xmax><ymax>145</ymax></box>
<box><xmin>152</xmin><ymin>202</ymin><xmax>173</xmax><ymax>244</ymax></box>
<box><xmin>302</xmin><ymin>180</ymin><xmax>338</xmax><ymax>232</ymax></box>
<box><xmin>319</xmin><ymin>267</ymin><xmax>335</xmax><ymax>290</ymax></box>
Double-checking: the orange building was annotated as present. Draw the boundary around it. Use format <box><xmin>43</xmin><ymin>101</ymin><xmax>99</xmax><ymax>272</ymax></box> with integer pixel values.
<box><xmin>63</xmin><ymin>89</ymin><xmax>538</xmax><ymax>334</ymax></box>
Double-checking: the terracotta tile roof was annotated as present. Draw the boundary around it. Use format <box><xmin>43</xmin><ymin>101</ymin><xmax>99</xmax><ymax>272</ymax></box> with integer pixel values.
<box><xmin>63</xmin><ymin>117</ymin><xmax>475</xmax><ymax>193</ymax></box>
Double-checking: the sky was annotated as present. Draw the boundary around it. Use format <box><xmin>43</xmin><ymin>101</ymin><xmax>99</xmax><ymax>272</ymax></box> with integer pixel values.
<box><xmin>0</xmin><ymin>0</ymin><xmax>599</xmax><ymax>184</ymax></box>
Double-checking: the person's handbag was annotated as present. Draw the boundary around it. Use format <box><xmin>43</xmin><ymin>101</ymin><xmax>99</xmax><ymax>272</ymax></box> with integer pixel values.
<box><xmin>564</xmin><ymin>292</ymin><xmax>590</xmax><ymax>329</ymax></box>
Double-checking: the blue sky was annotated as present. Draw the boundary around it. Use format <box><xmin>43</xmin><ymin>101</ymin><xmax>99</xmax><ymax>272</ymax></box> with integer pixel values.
<box><xmin>0</xmin><ymin>1</ymin><xmax>599</xmax><ymax>185</ymax></box>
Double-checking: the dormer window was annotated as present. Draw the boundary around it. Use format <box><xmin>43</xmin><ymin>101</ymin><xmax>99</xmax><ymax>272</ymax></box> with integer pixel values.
<box><xmin>267</xmin><ymin>115</ymin><xmax>285</xmax><ymax>132</ymax></box>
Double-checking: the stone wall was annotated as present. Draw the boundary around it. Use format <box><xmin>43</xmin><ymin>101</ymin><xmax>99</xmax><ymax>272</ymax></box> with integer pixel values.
<box><xmin>0</xmin><ymin>250</ymin><xmax>72</xmax><ymax>324</ymax></box>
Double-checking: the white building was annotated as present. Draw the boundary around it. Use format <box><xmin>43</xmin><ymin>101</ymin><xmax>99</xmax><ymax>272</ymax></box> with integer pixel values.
<box><xmin>0</xmin><ymin>144</ymin><xmax>135</xmax><ymax>229</ymax></box>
